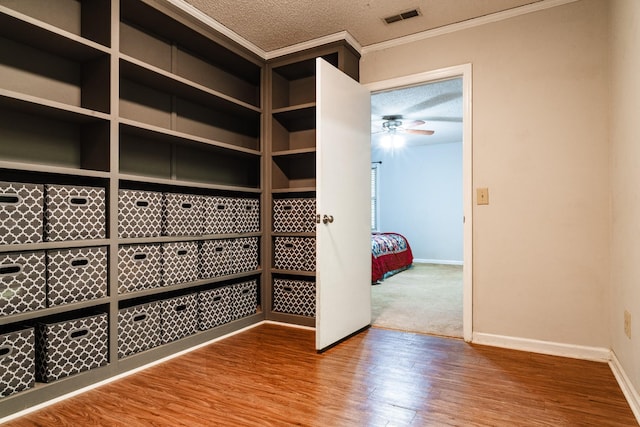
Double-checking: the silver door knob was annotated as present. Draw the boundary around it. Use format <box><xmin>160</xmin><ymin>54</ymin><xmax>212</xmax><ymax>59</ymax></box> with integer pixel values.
<box><xmin>322</xmin><ymin>214</ymin><xmax>334</xmax><ymax>224</ymax></box>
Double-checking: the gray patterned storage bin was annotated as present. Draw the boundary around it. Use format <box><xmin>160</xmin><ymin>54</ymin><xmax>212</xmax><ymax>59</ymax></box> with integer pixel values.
<box><xmin>160</xmin><ymin>294</ymin><xmax>198</xmax><ymax>344</ymax></box>
<box><xmin>44</xmin><ymin>184</ymin><xmax>105</xmax><ymax>242</ymax></box>
<box><xmin>163</xmin><ymin>193</ymin><xmax>203</xmax><ymax>236</ymax></box>
<box><xmin>118</xmin><ymin>190</ymin><xmax>163</xmax><ymax>238</ymax></box>
<box><xmin>273</xmin><ymin>198</ymin><xmax>315</xmax><ymax>233</ymax></box>
<box><xmin>232</xmin><ymin>237</ymin><xmax>259</xmax><ymax>274</ymax></box>
<box><xmin>200</xmin><ymin>239</ymin><xmax>233</xmax><ymax>279</ymax></box>
<box><xmin>273</xmin><ymin>236</ymin><xmax>315</xmax><ymax>272</ymax></box>
<box><xmin>0</xmin><ymin>327</ymin><xmax>35</xmax><ymax>397</ymax></box>
<box><xmin>0</xmin><ymin>182</ymin><xmax>44</xmax><ymax>245</ymax></box>
<box><xmin>273</xmin><ymin>278</ymin><xmax>316</xmax><ymax>317</ymax></box>
<box><xmin>0</xmin><ymin>251</ymin><xmax>46</xmax><ymax>316</ymax></box>
<box><xmin>118</xmin><ymin>244</ymin><xmax>163</xmax><ymax>294</ymax></box>
<box><xmin>235</xmin><ymin>198</ymin><xmax>260</xmax><ymax>233</ymax></box>
<box><xmin>46</xmin><ymin>247</ymin><xmax>107</xmax><ymax>307</ymax></box>
<box><xmin>198</xmin><ymin>286</ymin><xmax>233</xmax><ymax>330</ymax></box>
<box><xmin>162</xmin><ymin>241</ymin><xmax>199</xmax><ymax>286</ymax></box>
<box><xmin>202</xmin><ymin>196</ymin><xmax>236</xmax><ymax>235</ymax></box>
<box><xmin>118</xmin><ymin>301</ymin><xmax>162</xmax><ymax>358</ymax></box>
<box><xmin>231</xmin><ymin>279</ymin><xmax>257</xmax><ymax>320</ymax></box>
<box><xmin>35</xmin><ymin>313</ymin><xmax>108</xmax><ymax>383</ymax></box>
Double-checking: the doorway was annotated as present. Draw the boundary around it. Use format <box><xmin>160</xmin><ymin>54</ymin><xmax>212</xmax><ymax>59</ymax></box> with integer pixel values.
<box><xmin>365</xmin><ymin>65</ymin><xmax>473</xmax><ymax>341</ymax></box>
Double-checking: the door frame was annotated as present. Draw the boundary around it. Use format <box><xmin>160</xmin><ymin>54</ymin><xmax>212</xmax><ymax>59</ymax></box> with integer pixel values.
<box><xmin>365</xmin><ymin>63</ymin><xmax>473</xmax><ymax>342</ymax></box>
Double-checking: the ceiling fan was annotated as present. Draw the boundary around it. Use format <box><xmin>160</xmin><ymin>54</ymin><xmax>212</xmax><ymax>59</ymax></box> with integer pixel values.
<box><xmin>372</xmin><ymin>115</ymin><xmax>435</xmax><ymax>136</ymax></box>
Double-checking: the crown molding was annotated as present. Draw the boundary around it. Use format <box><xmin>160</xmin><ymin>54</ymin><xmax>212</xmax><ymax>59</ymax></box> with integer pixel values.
<box><xmin>265</xmin><ymin>31</ymin><xmax>362</xmax><ymax>60</ymax></box>
<box><xmin>160</xmin><ymin>0</ymin><xmax>267</xmax><ymax>58</ymax></box>
<box><xmin>361</xmin><ymin>0</ymin><xmax>579</xmax><ymax>55</ymax></box>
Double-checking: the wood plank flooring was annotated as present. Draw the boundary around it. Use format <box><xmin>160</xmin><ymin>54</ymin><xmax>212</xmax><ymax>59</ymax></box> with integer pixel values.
<box><xmin>5</xmin><ymin>324</ymin><xmax>638</xmax><ymax>426</ymax></box>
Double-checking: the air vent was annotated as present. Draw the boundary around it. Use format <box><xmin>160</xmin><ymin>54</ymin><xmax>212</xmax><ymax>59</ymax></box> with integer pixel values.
<box><xmin>383</xmin><ymin>8</ymin><xmax>421</xmax><ymax>24</ymax></box>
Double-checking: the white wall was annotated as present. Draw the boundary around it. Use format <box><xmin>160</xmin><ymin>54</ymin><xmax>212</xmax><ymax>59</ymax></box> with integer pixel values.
<box><xmin>610</xmin><ymin>0</ymin><xmax>640</xmax><ymax>400</ymax></box>
<box><xmin>372</xmin><ymin>142</ymin><xmax>463</xmax><ymax>263</ymax></box>
<box><xmin>361</xmin><ymin>0</ymin><xmax>610</xmax><ymax>347</ymax></box>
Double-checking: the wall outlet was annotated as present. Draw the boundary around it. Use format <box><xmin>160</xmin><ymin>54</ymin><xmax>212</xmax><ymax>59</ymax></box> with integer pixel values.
<box><xmin>624</xmin><ymin>310</ymin><xmax>631</xmax><ymax>339</ymax></box>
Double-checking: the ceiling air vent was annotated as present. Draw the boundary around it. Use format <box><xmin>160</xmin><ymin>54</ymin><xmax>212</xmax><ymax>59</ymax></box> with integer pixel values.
<box><xmin>383</xmin><ymin>9</ymin><xmax>421</xmax><ymax>25</ymax></box>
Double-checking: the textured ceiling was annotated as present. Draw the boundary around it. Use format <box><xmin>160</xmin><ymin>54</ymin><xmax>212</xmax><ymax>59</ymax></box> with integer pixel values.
<box><xmin>372</xmin><ymin>78</ymin><xmax>463</xmax><ymax>147</ymax></box>
<box><xmin>183</xmin><ymin>0</ymin><xmax>543</xmax><ymax>51</ymax></box>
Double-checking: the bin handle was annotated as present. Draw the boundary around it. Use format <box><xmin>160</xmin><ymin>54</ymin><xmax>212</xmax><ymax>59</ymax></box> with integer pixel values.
<box><xmin>69</xmin><ymin>328</ymin><xmax>89</xmax><ymax>340</ymax></box>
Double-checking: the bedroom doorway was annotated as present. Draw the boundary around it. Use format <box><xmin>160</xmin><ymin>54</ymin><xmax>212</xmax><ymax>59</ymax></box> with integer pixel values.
<box><xmin>366</xmin><ymin>65</ymin><xmax>472</xmax><ymax>341</ymax></box>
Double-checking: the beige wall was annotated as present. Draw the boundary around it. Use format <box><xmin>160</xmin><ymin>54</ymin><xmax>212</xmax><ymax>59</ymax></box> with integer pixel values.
<box><xmin>610</xmin><ymin>0</ymin><xmax>640</xmax><ymax>395</ymax></box>
<box><xmin>361</xmin><ymin>0</ymin><xmax>610</xmax><ymax>347</ymax></box>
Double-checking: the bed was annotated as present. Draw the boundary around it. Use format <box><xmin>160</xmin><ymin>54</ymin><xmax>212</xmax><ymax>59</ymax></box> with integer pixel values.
<box><xmin>371</xmin><ymin>232</ymin><xmax>413</xmax><ymax>283</ymax></box>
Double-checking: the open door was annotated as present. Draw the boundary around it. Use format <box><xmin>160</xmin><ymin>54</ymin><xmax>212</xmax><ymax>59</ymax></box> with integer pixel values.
<box><xmin>316</xmin><ymin>58</ymin><xmax>372</xmax><ymax>351</ymax></box>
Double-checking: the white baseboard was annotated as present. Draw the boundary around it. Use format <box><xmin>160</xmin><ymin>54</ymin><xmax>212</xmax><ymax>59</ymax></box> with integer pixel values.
<box><xmin>472</xmin><ymin>332</ymin><xmax>611</xmax><ymax>361</ymax></box>
<box><xmin>609</xmin><ymin>351</ymin><xmax>640</xmax><ymax>423</ymax></box>
<box><xmin>413</xmin><ymin>258</ymin><xmax>464</xmax><ymax>265</ymax></box>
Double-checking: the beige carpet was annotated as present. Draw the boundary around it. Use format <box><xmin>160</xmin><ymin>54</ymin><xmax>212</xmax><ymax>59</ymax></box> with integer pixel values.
<box><xmin>371</xmin><ymin>263</ymin><xmax>463</xmax><ymax>338</ymax></box>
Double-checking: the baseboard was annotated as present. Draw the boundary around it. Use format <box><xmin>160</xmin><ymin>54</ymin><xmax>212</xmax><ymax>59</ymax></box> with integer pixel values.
<box><xmin>413</xmin><ymin>258</ymin><xmax>464</xmax><ymax>265</ymax></box>
<box><xmin>264</xmin><ymin>320</ymin><xmax>315</xmax><ymax>331</ymax></box>
<box><xmin>609</xmin><ymin>351</ymin><xmax>640</xmax><ymax>423</ymax></box>
<box><xmin>472</xmin><ymin>332</ymin><xmax>611</xmax><ymax>361</ymax></box>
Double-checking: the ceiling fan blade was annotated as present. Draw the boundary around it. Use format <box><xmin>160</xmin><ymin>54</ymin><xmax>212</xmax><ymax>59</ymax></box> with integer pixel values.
<box><xmin>404</xmin><ymin>129</ymin><xmax>435</xmax><ymax>136</ymax></box>
<box><xmin>404</xmin><ymin>119</ymin><xmax>426</xmax><ymax>128</ymax></box>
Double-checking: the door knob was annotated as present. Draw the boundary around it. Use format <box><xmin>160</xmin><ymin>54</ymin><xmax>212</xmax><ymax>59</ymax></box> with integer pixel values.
<box><xmin>322</xmin><ymin>214</ymin><xmax>334</xmax><ymax>224</ymax></box>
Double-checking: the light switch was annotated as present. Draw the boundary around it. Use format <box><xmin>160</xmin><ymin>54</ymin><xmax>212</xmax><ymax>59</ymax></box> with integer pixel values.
<box><xmin>477</xmin><ymin>188</ymin><xmax>489</xmax><ymax>205</ymax></box>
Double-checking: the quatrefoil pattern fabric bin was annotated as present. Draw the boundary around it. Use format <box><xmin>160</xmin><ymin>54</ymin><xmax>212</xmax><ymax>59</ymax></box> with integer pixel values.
<box><xmin>118</xmin><ymin>302</ymin><xmax>162</xmax><ymax>359</ymax></box>
<box><xmin>118</xmin><ymin>190</ymin><xmax>163</xmax><ymax>238</ymax></box>
<box><xmin>35</xmin><ymin>313</ymin><xmax>108</xmax><ymax>383</ymax></box>
<box><xmin>118</xmin><ymin>244</ymin><xmax>163</xmax><ymax>293</ymax></box>
<box><xmin>273</xmin><ymin>278</ymin><xmax>316</xmax><ymax>317</ymax></box>
<box><xmin>0</xmin><ymin>328</ymin><xmax>35</xmax><ymax>397</ymax></box>
<box><xmin>160</xmin><ymin>294</ymin><xmax>198</xmax><ymax>344</ymax></box>
<box><xmin>162</xmin><ymin>241</ymin><xmax>199</xmax><ymax>286</ymax></box>
<box><xmin>273</xmin><ymin>236</ymin><xmax>315</xmax><ymax>271</ymax></box>
<box><xmin>231</xmin><ymin>279</ymin><xmax>258</xmax><ymax>320</ymax></box>
<box><xmin>273</xmin><ymin>198</ymin><xmax>316</xmax><ymax>233</ymax></box>
<box><xmin>44</xmin><ymin>185</ymin><xmax>105</xmax><ymax>242</ymax></box>
<box><xmin>0</xmin><ymin>181</ymin><xmax>44</xmax><ymax>245</ymax></box>
<box><xmin>0</xmin><ymin>251</ymin><xmax>46</xmax><ymax>316</ymax></box>
<box><xmin>198</xmin><ymin>286</ymin><xmax>233</xmax><ymax>330</ymax></box>
<box><xmin>46</xmin><ymin>247</ymin><xmax>107</xmax><ymax>307</ymax></box>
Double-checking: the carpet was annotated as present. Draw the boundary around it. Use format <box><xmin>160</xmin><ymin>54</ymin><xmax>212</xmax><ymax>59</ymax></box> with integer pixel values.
<box><xmin>371</xmin><ymin>263</ymin><xmax>463</xmax><ymax>338</ymax></box>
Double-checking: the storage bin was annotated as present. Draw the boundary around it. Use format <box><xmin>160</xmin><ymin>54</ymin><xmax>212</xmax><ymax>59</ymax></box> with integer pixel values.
<box><xmin>118</xmin><ymin>189</ymin><xmax>163</xmax><ymax>238</ymax></box>
<box><xmin>273</xmin><ymin>236</ymin><xmax>315</xmax><ymax>272</ymax></box>
<box><xmin>202</xmin><ymin>196</ymin><xmax>236</xmax><ymax>235</ymax></box>
<box><xmin>118</xmin><ymin>301</ymin><xmax>162</xmax><ymax>358</ymax></box>
<box><xmin>35</xmin><ymin>313</ymin><xmax>108</xmax><ymax>383</ymax></box>
<box><xmin>160</xmin><ymin>294</ymin><xmax>198</xmax><ymax>344</ymax></box>
<box><xmin>118</xmin><ymin>244</ymin><xmax>163</xmax><ymax>294</ymax></box>
<box><xmin>0</xmin><ymin>181</ymin><xmax>44</xmax><ymax>245</ymax></box>
<box><xmin>273</xmin><ymin>278</ymin><xmax>316</xmax><ymax>317</ymax></box>
<box><xmin>44</xmin><ymin>184</ymin><xmax>106</xmax><ymax>242</ymax></box>
<box><xmin>199</xmin><ymin>239</ymin><xmax>233</xmax><ymax>279</ymax></box>
<box><xmin>46</xmin><ymin>247</ymin><xmax>108</xmax><ymax>307</ymax></box>
<box><xmin>234</xmin><ymin>197</ymin><xmax>260</xmax><ymax>233</ymax></box>
<box><xmin>163</xmin><ymin>193</ymin><xmax>202</xmax><ymax>236</ymax></box>
<box><xmin>0</xmin><ymin>327</ymin><xmax>35</xmax><ymax>397</ymax></box>
<box><xmin>273</xmin><ymin>198</ymin><xmax>316</xmax><ymax>233</ymax></box>
<box><xmin>231</xmin><ymin>279</ymin><xmax>257</xmax><ymax>320</ymax></box>
<box><xmin>161</xmin><ymin>241</ymin><xmax>199</xmax><ymax>286</ymax></box>
<box><xmin>0</xmin><ymin>251</ymin><xmax>46</xmax><ymax>316</ymax></box>
<box><xmin>232</xmin><ymin>237</ymin><xmax>259</xmax><ymax>274</ymax></box>
<box><xmin>198</xmin><ymin>286</ymin><xmax>233</xmax><ymax>330</ymax></box>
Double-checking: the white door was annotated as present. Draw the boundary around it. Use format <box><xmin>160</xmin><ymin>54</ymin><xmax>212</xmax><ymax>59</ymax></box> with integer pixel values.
<box><xmin>316</xmin><ymin>58</ymin><xmax>372</xmax><ymax>351</ymax></box>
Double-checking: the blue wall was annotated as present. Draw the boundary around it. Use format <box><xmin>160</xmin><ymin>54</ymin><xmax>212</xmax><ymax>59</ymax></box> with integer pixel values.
<box><xmin>372</xmin><ymin>141</ymin><xmax>463</xmax><ymax>263</ymax></box>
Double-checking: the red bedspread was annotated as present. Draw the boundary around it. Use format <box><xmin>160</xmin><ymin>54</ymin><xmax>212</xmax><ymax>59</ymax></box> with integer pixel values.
<box><xmin>371</xmin><ymin>232</ymin><xmax>413</xmax><ymax>282</ymax></box>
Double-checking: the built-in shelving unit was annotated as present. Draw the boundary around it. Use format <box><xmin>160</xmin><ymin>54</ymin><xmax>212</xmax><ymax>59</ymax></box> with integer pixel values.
<box><xmin>265</xmin><ymin>44</ymin><xmax>360</xmax><ymax>327</ymax></box>
<box><xmin>0</xmin><ymin>0</ymin><xmax>264</xmax><ymax>418</ymax></box>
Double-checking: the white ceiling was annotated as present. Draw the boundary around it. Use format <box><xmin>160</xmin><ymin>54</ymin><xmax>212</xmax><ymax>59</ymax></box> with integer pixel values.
<box><xmin>372</xmin><ymin>78</ymin><xmax>463</xmax><ymax>147</ymax></box>
<box><xmin>182</xmin><ymin>0</ymin><xmax>543</xmax><ymax>52</ymax></box>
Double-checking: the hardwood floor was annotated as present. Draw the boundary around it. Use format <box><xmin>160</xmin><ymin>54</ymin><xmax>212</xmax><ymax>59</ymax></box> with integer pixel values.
<box><xmin>5</xmin><ymin>324</ymin><xmax>637</xmax><ymax>426</ymax></box>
